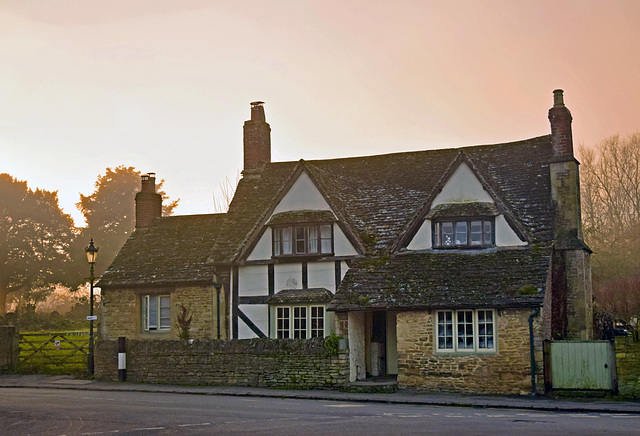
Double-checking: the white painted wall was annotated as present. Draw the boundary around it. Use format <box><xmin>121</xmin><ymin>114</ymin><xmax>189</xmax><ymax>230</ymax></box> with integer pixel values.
<box><xmin>238</xmin><ymin>304</ymin><xmax>268</xmax><ymax>339</ymax></box>
<box><xmin>247</xmin><ymin>229</ymin><xmax>272</xmax><ymax>261</ymax></box>
<box><xmin>495</xmin><ymin>214</ymin><xmax>526</xmax><ymax>246</ymax></box>
<box><xmin>275</xmin><ymin>263</ymin><xmax>302</xmax><ymax>290</ymax></box>
<box><xmin>432</xmin><ymin>162</ymin><xmax>493</xmax><ymax>206</ymax></box>
<box><xmin>348</xmin><ymin>311</ymin><xmax>366</xmax><ymax>382</ymax></box>
<box><xmin>334</xmin><ymin>225</ymin><xmax>358</xmax><ymax>256</ymax></box>
<box><xmin>238</xmin><ymin>265</ymin><xmax>269</xmax><ymax>296</ymax></box>
<box><xmin>407</xmin><ymin>219</ymin><xmax>433</xmax><ymax>250</ymax></box>
<box><xmin>272</xmin><ymin>171</ymin><xmax>331</xmax><ymax>214</ymax></box>
<box><xmin>307</xmin><ymin>261</ymin><xmax>336</xmax><ymax>292</ymax></box>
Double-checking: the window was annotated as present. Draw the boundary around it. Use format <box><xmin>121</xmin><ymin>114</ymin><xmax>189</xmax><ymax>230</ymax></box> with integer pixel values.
<box><xmin>433</xmin><ymin>219</ymin><xmax>493</xmax><ymax>248</ymax></box>
<box><xmin>435</xmin><ymin>309</ymin><xmax>495</xmax><ymax>352</ymax></box>
<box><xmin>276</xmin><ymin>305</ymin><xmax>325</xmax><ymax>339</ymax></box>
<box><xmin>273</xmin><ymin>224</ymin><xmax>333</xmax><ymax>257</ymax></box>
<box><xmin>142</xmin><ymin>295</ymin><xmax>171</xmax><ymax>331</ymax></box>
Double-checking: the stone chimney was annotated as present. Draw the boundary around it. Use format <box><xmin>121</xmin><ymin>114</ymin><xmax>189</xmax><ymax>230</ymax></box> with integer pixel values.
<box><xmin>135</xmin><ymin>173</ymin><xmax>162</xmax><ymax>230</ymax></box>
<box><xmin>547</xmin><ymin>90</ymin><xmax>593</xmax><ymax>341</ymax></box>
<box><xmin>243</xmin><ymin>101</ymin><xmax>271</xmax><ymax>175</ymax></box>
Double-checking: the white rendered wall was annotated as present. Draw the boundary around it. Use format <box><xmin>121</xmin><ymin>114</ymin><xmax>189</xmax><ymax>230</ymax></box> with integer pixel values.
<box><xmin>495</xmin><ymin>215</ymin><xmax>526</xmax><ymax>246</ymax></box>
<box><xmin>238</xmin><ymin>265</ymin><xmax>269</xmax><ymax>296</ymax></box>
<box><xmin>272</xmin><ymin>171</ymin><xmax>331</xmax><ymax>214</ymax></box>
<box><xmin>431</xmin><ymin>162</ymin><xmax>493</xmax><ymax>206</ymax></box>
<box><xmin>275</xmin><ymin>263</ymin><xmax>302</xmax><ymax>290</ymax></box>
<box><xmin>307</xmin><ymin>261</ymin><xmax>337</xmax><ymax>292</ymax></box>
<box><xmin>238</xmin><ymin>304</ymin><xmax>268</xmax><ymax>339</ymax></box>
<box><xmin>348</xmin><ymin>311</ymin><xmax>366</xmax><ymax>382</ymax></box>
<box><xmin>334</xmin><ymin>225</ymin><xmax>358</xmax><ymax>256</ymax></box>
<box><xmin>247</xmin><ymin>229</ymin><xmax>272</xmax><ymax>261</ymax></box>
<box><xmin>407</xmin><ymin>219</ymin><xmax>433</xmax><ymax>250</ymax></box>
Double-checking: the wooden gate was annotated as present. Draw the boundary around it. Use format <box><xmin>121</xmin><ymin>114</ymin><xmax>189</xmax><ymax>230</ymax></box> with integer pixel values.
<box><xmin>544</xmin><ymin>340</ymin><xmax>617</xmax><ymax>392</ymax></box>
<box><xmin>19</xmin><ymin>332</ymin><xmax>89</xmax><ymax>373</ymax></box>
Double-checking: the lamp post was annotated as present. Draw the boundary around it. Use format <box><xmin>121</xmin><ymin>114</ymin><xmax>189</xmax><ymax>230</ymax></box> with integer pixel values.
<box><xmin>85</xmin><ymin>239</ymin><xmax>99</xmax><ymax>375</ymax></box>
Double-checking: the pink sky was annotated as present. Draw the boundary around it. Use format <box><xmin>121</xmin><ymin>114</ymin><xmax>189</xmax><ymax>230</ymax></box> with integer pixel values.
<box><xmin>1</xmin><ymin>0</ymin><xmax>639</xmax><ymax>225</ymax></box>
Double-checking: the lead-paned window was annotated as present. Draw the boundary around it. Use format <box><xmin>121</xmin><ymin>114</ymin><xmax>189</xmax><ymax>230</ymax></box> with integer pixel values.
<box><xmin>277</xmin><ymin>307</ymin><xmax>291</xmax><ymax>339</ymax></box>
<box><xmin>435</xmin><ymin>309</ymin><xmax>496</xmax><ymax>353</ymax></box>
<box><xmin>275</xmin><ymin>305</ymin><xmax>326</xmax><ymax>339</ymax></box>
<box><xmin>272</xmin><ymin>224</ymin><xmax>333</xmax><ymax>257</ymax></box>
<box><xmin>142</xmin><ymin>294</ymin><xmax>171</xmax><ymax>331</ymax></box>
<box><xmin>434</xmin><ymin>219</ymin><xmax>493</xmax><ymax>248</ymax></box>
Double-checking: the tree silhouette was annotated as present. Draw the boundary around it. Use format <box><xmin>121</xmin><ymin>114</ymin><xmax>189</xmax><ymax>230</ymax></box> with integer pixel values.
<box><xmin>0</xmin><ymin>174</ymin><xmax>74</xmax><ymax>314</ymax></box>
<box><xmin>75</xmin><ymin>166</ymin><xmax>178</xmax><ymax>277</ymax></box>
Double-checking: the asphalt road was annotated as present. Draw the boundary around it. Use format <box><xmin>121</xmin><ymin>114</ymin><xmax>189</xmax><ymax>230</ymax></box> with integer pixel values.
<box><xmin>1</xmin><ymin>388</ymin><xmax>639</xmax><ymax>435</ymax></box>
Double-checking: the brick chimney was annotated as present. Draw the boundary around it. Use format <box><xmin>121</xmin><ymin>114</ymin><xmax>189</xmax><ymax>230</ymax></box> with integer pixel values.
<box><xmin>548</xmin><ymin>89</ymin><xmax>573</xmax><ymax>158</ymax></box>
<box><xmin>243</xmin><ymin>101</ymin><xmax>271</xmax><ymax>175</ymax></box>
<box><xmin>135</xmin><ymin>173</ymin><xmax>162</xmax><ymax>230</ymax></box>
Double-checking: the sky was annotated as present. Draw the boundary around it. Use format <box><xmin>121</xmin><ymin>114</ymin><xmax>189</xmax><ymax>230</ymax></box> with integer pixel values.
<box><xmin>1</xmin><ymin>0</ymin><xmax>639</xmax><ymax>226</ymax></box>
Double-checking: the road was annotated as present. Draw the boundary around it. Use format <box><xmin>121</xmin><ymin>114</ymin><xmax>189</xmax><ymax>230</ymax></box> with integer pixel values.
<box><xmin>0</xmin><ymin>388</ymin><xmax>639</xmax><ymax>435</ymax></box>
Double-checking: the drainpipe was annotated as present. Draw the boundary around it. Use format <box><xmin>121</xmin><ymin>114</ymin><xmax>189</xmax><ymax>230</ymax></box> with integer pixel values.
<box><xmin>214</xmin><ymin>282</ymin><xmax>222</xmax><ymax>340</ymax></box>
<box><xmin>528</xmin><ymin>307</ymin><xmax>541</xmax><ymax>395</ymax></box>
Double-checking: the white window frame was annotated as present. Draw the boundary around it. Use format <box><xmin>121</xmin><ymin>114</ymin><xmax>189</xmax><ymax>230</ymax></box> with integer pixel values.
<box><xmin>275</xmin><ymin>305</ymin><xmax>326</xmax><ymax>339</ymax></box>
<box><xmin>142</xmin><ymin>294</ymin><xmax>171</xmax><ymax>332</ymax></box>
<box><xmin>434</xmin><ymin>309</ymin><xmax>496</xmax><ymax>353</ymax></box>
<box><xmin>272</xmin><ymin>224</ymin><xmax>333</xmax><ymax>257</ymax></box>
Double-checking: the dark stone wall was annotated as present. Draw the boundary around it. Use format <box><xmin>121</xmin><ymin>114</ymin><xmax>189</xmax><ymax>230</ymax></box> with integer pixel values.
<box><xmin>95</xmin><ymin>337</ymin><xmax>348</xmax><ymax>389</ymax></box>
<box><xmin>0</xmin><ymin>326</ymin><xmax>19</xmax><ymax>372</ymax></box>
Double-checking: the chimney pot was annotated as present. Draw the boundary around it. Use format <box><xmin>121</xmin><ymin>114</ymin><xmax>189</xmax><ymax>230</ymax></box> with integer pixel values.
<box><xmin>553</xmin><ymin>89</ymin><xmax>565</xmax><ymax>107</ymax></box>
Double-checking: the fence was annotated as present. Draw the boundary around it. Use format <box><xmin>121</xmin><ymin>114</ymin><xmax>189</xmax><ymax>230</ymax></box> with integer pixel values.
<box><xmin>19</xmin><ymin>331</ymin><xmax>89</xmax><ymax>374</ymax></box>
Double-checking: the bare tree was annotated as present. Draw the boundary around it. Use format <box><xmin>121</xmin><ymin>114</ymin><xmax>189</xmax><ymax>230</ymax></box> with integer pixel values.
<box><xmin>212</xmin><ymin>172</ymin><xmax>240</xmax><ymax>213</ymax></box>
<box><xmin>579</xmin><ymin>132</ymin><xmax>640</xmax><ymax>288</ymax></box>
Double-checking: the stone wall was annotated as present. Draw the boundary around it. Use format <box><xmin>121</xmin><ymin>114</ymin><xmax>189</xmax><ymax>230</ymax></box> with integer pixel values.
<box><xmin>101</xmin><ymin>285</ymin><xmax>225</xmax><ymax>341</ymax></box>
<box><xmin>615</xmin><ymin>335</ymin><xmax>640</xmax><ymax>398</ymax></box>
<box><xmin>0</xmin><ymin>326</ymin><xmax>19</xmax><ymax>372</ymax></box>
<box><xmin>396</xmin><ymin>308</ymin><xmax>543</xmax><ymax>394</ymax></box>
<box><xmin>95</xmin><ymin>337</ymin><xmax>348</xmax><ymax>389</ymax></box>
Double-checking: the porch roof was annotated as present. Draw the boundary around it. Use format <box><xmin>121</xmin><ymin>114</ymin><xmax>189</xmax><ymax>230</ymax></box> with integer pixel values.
<box><xmin>328</xmin><ymin>248</ymin><xmax>551</xmax><ymax>311</ymax></box>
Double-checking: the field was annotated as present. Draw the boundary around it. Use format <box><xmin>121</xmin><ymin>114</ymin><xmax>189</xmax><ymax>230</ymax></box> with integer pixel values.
<box><xmin>18</xmin><ymin>331</ymin><xmax>90</xmax><ymax>375</ymax></box>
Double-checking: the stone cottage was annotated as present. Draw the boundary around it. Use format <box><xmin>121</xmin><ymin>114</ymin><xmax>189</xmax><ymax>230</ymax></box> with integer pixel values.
<box><xmin>98</xmin><ymin>90</ymin><xmax>592</xmax><ymax>394</ymax></box>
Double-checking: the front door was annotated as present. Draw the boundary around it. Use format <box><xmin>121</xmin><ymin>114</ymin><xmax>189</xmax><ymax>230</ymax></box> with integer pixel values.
<box><xmin>370</xmin><ymin>311</ymin><xmax>386</xmax><ymax>377</ymax></box>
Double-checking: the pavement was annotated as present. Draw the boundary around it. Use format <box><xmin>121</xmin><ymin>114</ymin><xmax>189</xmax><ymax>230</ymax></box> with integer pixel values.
<box><xmin>1</xmin><ymin>374</ymin><xmax>640</xmax><ymax>414</ymax></box>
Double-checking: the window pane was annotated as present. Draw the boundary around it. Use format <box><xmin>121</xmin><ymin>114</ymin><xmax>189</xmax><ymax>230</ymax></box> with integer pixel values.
<box><xmin>159</xmin><ymin>296</ymin><xmax>171</xmax><ymax>329</ymax></box>
<box><xmin>277</xmin><ymin>307</ymin><xmax>290</xmax><ymax>339</ymax></box>
<box><xmin>293</xmin><ymin>306</ymin><xmax>307</xmax><ymax>339</ymax></box>
<box><xmin>457</xmin><ymin>310</ymin><xmax>474</xmax><ymax>349</ymax></box>
<box><xmin>478</xmin><ymin>310</ymin><xmax>494</xmax><ymax>350</ymax></box>
<box><xmin>148</xmin><ymin>295</ymin><xmax>158</xmax><ymax>330</ymax></box>
<box><xmin>295</xmin><ymin>227</ymin><xmax>306</xmax><ymax>254</ymax></box>
<box><xmin>273</xmin><ymin>228</ymin><xmax>281</xmax><ymax>256</ymax></box>
<box><xmin>470</xmin><ymin>221</ymin><xmax>482</xmax><ymax>246</ymax></box>
<box><xmin>320</xmin><ymin>225</ymin><xmax>332</xmax><ymax>253</ymax></box>
<box><xmin>441</xmin><ymin>222</ymin><xmax>454</xmax><ymax>247</ymax></box>
<box><xmin>311</xmin><ymin>306</ymin><xmax>324</xmax><ymax>338</ymax></box>
<box><xmin>282</xmin><ymin>228</ymin><xmax>292</xmax><ymax>254</ymax></box>
<box><xmin>308</xmin><ymin>226</ymin><xmax>318</xmax><ymax>253</ymax></box>
<box><xmin>437</xmin><ymin>311</ymin><xmax>454</xmax><ymax>349</ymax></box>
<box><xmin>483</xmin><ymin>221</ymin><xmax>493</xmax><ymax>245</ymax></box>
<box><xmin>142</xmin><ymin>296</ymin><xmax>149</xmax><ymax>330</ymax></box>
<box><xmin>455</xmin><ymin>221</ymin><xmax>467</xmax><ymax>245</ymax></box>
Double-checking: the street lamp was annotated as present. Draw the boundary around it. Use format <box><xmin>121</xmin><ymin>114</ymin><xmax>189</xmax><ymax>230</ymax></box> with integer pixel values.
<box><xmin>85</xmin><ymin>238</ymin><xmax>99</xmax><ymax>375</ymax></box>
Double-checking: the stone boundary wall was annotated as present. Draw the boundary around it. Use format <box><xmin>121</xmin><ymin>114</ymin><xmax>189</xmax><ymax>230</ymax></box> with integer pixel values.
<box><xmin>0</xmin><ymin>326</ymin><xmax>19</xmax><ymax>372</ymax></box>
<box><xmin>95</xmin><ymin>337</ymin><xmax>349</xmax><ymax>389</ymax></box>
<box><xmin>615</xmin><ymin>335</ymin><xmax>640</xmax><ymax>398</ymax></box>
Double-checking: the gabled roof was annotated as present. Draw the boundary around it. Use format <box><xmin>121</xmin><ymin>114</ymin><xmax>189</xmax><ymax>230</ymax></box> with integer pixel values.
<box><xmin>328</xmin><ymin>248</ymin><xmax>551</xmax><ymax>312</ymax></box>
<box><xmin>210</xmin><ymin>135</ymin><xmax>555</xmax><ymax>263</ymax></box>
<box><xmin>99</xmin><ymin>214</ymin><xmax>224</xmax><ymax>288</ymax></box>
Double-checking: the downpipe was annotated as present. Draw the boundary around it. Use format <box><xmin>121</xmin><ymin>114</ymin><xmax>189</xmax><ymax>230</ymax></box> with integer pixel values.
<box><xmin>528</xmin><ymin>307</ymin><xmax>541</xmax><ymax>395</ymax></box>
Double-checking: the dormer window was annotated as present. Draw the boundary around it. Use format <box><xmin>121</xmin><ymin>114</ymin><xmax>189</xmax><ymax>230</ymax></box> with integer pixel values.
<box><xmin>273</xmin><ymin>224</ymin><xmax>333</xmax><ymax>256</ymax></box>
<box><xmin>433</xmin><ymin>218</ymin><xmax>494</xmax><ymax>248</ymax></box>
